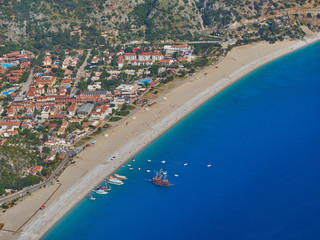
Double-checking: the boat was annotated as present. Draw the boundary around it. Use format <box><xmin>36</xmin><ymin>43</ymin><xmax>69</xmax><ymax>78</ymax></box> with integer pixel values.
<box><xmin>93</xmin><ymin>189</ymin><xmax>108</xmax><ymax>194</ymax></box>
<box><xmin>184</xmin><ymin>163</ymin><xmax>188</xmax><ymax>166</ymax></box>
<box><xmin>161</xmin><ymin>161</ymin><xmax>166</xmax><ymax>163</ymax></box>
<box><xmin>129</xmin><ymin>167</ymin><xmax>134</xmax><ymax>170</ymax></box>
<box><xmin>87</xmin><ymin>195</ymin><xmax>96</xmax><ymax>200</ymax></box>
<box><xmin>114</xmin><ymin>174</ymin><xmax>127</xmax><ymax>180</ymax></box>
<box><xmin>153</xmin><ymin>169</ymin><xmax>172</xmax><ymax>187</ymax></box>
<box><xmin>146</xmin><ymin>170</ymin><xmax>151</xmax><ymax>172</ymax></box>
<box><xmin>207</xmin><ymin>164</ymin><xmax>211</xmax><ymax>167</ymax></box>
<box><xmin>105</xmin><ymin>177</ymin><xmax>124</xmax><ymax>185</ymax></box>
<box><xmin>97</xmin><ymin>186</ymin><xmax>111</xmax><ymax>191</ymax></box>
<box><xmin>147</xmin><ymin>159</ymin><xmax>152</xmax><ymax>162</ymax></box>
<box><xmin>174</xmin><ymin>174</ymin><xmax>179</xmax><ymax>177</ymax></box>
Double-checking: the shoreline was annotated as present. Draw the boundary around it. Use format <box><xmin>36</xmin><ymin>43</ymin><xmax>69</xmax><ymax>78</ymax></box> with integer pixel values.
<box><xmin>0</xmin><ymin>35</ymin><xmax>319</xmax><ymax>240</ymax></box>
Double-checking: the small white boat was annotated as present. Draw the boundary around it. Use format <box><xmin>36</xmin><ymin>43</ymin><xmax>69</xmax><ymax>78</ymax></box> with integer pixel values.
<box><xmin>129</xmin><ymin>167</ymin><xmax>134</xmax><ymax>170</ymax></box>
<box><xmin>147</xmin><ymin>160</ymin><xmax>152</xmax><ymax>162</ymax></box>
<box><xmin>127</xmin><ymin>164</ymin><xmax>132</xmax><ymax>167</ymax></box>
<box><xmin>106</xmin><ymin>177</ymin><xmax>124</xmax><ymax>185</ymax></box>
<box><xmin>138</xmin><ymin>168</ymin><xmax>141</xmax><ymax>171</ymax></box>
<box><xmin>146</xmin><ymin>170</ymin><xmax>151</xmax><ymax>173</ymax></box>
<box><xmin>174</xmin><ymin>174</ymin><xmax>179</xmax><ymax>177</ymax></box>
<box><xmin>161</xmin><ymin>161</ymin><xmax>166</xmax><ymax>164</ymax></box>
<box><xmin>207</xmin><ymin>164</ymin><xmax>212</xmax><ymax>167</ymax></box>
<box><xmin>93</xmin><ymin>189</ymin><xmax>108</xmax><ymax>195</ymax></box>
<box><xmin>184</xmin><ymin>163</ymin><xmax>188</xmax><ymax>166</ymax></box>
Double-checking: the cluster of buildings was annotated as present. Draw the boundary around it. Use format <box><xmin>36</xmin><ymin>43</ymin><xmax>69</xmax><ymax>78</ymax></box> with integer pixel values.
<box><xmin>0</xmin><ymin>50</ymin><xmax>34</xmax><ymax>88</ymax></box>
<box><xmin>0</xmin><ymin>44</ymin><xmax>196</xmax><ymax>177</ymax></box>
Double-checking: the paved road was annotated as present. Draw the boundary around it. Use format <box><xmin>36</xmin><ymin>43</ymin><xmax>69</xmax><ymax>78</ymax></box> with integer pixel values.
<box><xmin>14</xmin><ymin>69</ymin><xmax>33</xmax><ymax>101</ymax></box>
<box><xmin>71</xmin><ymin>49</ymin><xmax>92</xmax><ymax>96</ymax></box>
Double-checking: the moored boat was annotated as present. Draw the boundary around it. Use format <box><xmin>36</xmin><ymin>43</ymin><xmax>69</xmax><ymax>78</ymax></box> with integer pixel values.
<box><xmin>114</xmin><ymin>174</ymin><xmax>127</xmax><ymax>180</ymax></box>
<box><xmin>97</xmin><ymin>186</ymin><xmax>111</xmax><ymax>191</ymax></box>
<box><xmin>105</xmin><ymin>177</ymin><xmax>124</xmax><ymax>185</ymax></box>
<box><xmin>93</xmin><ymin>189</ymin><xmax>108</xmax><ymax>194</ymax></box>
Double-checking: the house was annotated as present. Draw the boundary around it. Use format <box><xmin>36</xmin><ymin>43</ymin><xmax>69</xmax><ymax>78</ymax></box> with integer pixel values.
<box><xmin>57</xmin><ymin>127</ymin><xmax>66</xmax><ymax>135</ymax></box>
<box><xmin>41</xmin><ymin>106</ymin><xmax>50</xmax><ymax>119</ymax></box>
<box><xmin>152</xmin><ymin>53</ymin><xmax>164</xmax><ymax>61</ymax></box>
<box><xmin>164</xmin><ymin>45</ymin><xmax>192</xmax><ymax>53</ymax></box>
<box><xmin>61</xmin><ymin>121</ymin><xmax>69</xmax><ymax>129</ymax></box>
<box><xmin>68</xmin><ymin>103</ymin><xmax>77</xmax><ymax>117</ymax></box>
<box><xmin>138</xmin><ymin>52</ymin><xmax>152</xmax><ymax>61</ymax></box>
<box><xmin>43</xmin><ymin>57</ymin><xmax>52</xmax><ymax>66</ymax></box>
<box><xmin>130</xmin><ymin>60</ymin><xmax>141</xmax><ymax>66</ymax></box>
<box><xmin>28</xmin><ymin>166</ymin><xmax>43</xmax><ymax>175</ymax></box>
<box><xmin>77</xmin><ymin>103</ymin><xmax>94</xmax><ymax>118</ymax></box>
<box><xmin>0</xmin><ymin>121</ymin><xmax>20</xmax><ymax>131</ymax></box>
<box><xmin>160</xmin><ymin>59</ymin><xmax>173</xmax><ymax>66</ymax></box>
<box><xmin>115</xmin><ymin>84</ymin><xmax>139</xmax><ymax>97</ymax></box>
<box><xmin>90</xmin><ymin>104</ymin><xmax>111</xmax><ymax>120</ymax></box>
<box><xmin>117</xmin><ymin>55</ymin><xmax>124</xmax><ymax>69</ymax></box>
<box><xmin>20</xmin><ymin>62</ymin><xmax>30</xmax><ymax>71</ymax></box>
<box><xmin>2</xmin><ymin>130</ymin><xmax>18</xmax><ymax>137</ymax></box>
<box><xmin>142</xmin><ymin>60</ymin><xmax>153</xmax><ymax>66</ymax></box>
<box><xmin>33</xmin><ymin>76</ymin><xmax>57</xmax><ymax>87</ymax></box>
<box><xmin>47</xmin><ymin>87</ymin><xmax>57</xmax><ymax>95</ymax></box>
<box><xmin>124</xmin><ymin>53</ymin><xmax>136</xmax><ymax>61</ymax></box>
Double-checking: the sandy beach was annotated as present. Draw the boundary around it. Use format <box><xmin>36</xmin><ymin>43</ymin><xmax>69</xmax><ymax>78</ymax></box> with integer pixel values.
<box><xmin>0</xmin><ymin>33</ymin><xmax>319</xmax><ymax>240</ymax></box>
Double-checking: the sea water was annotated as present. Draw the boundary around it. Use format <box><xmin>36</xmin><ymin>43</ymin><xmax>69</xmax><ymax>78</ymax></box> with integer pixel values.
<box><xmin>43</xmin><ymin>42</ymin><xmax>320</xmax><ymax>240</ymax></box>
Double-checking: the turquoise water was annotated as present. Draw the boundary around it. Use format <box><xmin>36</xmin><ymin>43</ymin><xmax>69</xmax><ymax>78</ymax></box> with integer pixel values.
<box><xmin>43</xmin><ymin>42</ymin><xmax>320</xmax><ymax>240</ymax></box>
<box><xmin>2</xmin><ymin>90</ymin><xmax>14</xmax><ymax>96</ymax></box>
<box><xmin>1</xmin><ymin>63</ymin><xmax>13</xmax><ymax>69</ymax></box>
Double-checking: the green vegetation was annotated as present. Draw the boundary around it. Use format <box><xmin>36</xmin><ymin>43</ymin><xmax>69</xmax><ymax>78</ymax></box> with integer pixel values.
<box><xmin>116</xmin><ymin>111</ymin><xmax>130</xmax><ymax>116</ymax></box>
<box><xmin>0</xmin><ymin>145</ymin><xmax>42</xmax><ymax>195</ymax></box>
<box><xmin>109</xmin><ymin>117</ymin><xmax>122</xmax><ymax>122</ymax></box>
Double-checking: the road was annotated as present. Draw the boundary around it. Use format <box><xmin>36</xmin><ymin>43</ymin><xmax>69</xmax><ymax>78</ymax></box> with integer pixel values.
<box><xmin>71</xmin><ymin>49</ymin><xmax>92</xmax><ymax>96</ymax></box>
<box><xmin>14</xmin><ymin>69</ymin><xmax>33</xmax><ymax>102</ymax></box>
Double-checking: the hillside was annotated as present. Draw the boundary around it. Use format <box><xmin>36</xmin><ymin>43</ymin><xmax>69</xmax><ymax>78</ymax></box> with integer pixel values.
<box><xmin>0</xmin><ymin>0</ymin><xmax>319</xmax><ymax>51</ymax></box>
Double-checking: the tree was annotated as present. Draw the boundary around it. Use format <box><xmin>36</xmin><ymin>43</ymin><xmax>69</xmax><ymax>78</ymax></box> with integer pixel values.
<box><xmin>43</xmin><ymin>147</ymin><xmax>50</xmax><ymax>153</ymax></box>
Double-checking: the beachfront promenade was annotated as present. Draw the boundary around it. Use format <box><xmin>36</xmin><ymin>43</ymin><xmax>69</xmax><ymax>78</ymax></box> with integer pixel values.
<box><xmin>0</xmin><ymin>34</ymin><xmax>319</xmax><ymax>240</ymax></box>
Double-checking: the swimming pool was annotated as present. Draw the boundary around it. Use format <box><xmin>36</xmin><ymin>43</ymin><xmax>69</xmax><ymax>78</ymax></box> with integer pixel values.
<box><xmin>2</xmin><ymin>90</ymin><xmax>14</xmax><ymax>96</ymax></box>
<box><xmin>1</xmin><ymin>64</ymin><xmax>13</xmax><ymax>69</ymax></box>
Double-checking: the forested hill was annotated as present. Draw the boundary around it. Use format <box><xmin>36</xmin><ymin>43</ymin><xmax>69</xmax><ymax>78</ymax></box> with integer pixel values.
<box><xmin>0</xmin><ymin>0</ymin><xmax>319</xmax><ymax>51</ymax></box>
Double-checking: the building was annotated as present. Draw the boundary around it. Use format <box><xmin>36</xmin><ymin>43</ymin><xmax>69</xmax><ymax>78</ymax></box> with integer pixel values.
<box><xmin>43</xmin><ymin>57</ymin><xmax>52</xmax><ymax>66</ymax></box>
<box><xmin>124</xmin><ymin>53</ymin><xmax>136</xmax><ymax>61</ymax></box>
<box><xmin>152</xmin><ymin>53</ymin><xmax>164</xmax><ymax>61</ymax></box>
<box><xmin>115</xmin><ymin>84</ymin><xmax>139</xmax><ymax>97</ymax></box>
<box><xmin>117</xmin><ymin>55</ymin><xmax>124</xmax><ymax>69</ymax></box>
<box><xmin>138</xmin><ymin>52</ymin><xmax>153</xmax><ymax>61</ymax></box>
<box><xmin>164</xmin><ymin>45</ymin><xmax>192</xmax><ymax>53</ymax></box>
<box><xmin>68</xmin><ymin>103</ymin><xmax>77</xmax><ymax>117</ymax></box>
<box><xmin>90</xmin><ymin>104</ymin><xmax>111</xmax><ymax>120</ymax></box>
<box><xmin>28</xmin><ymin>166</ymin><xmax>43</xmax><ymax>175</ymax></box>
<box><xmin>77</xmin><ymin>103</ymin><xmax>94</xmax><ymax>118</ymax></box>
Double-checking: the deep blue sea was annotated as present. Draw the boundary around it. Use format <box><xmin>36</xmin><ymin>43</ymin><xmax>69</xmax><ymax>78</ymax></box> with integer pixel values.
<box><xmin>43</xmin><ymin>42</ymin><xmax>320</xmax><ymax>240</ymax></box>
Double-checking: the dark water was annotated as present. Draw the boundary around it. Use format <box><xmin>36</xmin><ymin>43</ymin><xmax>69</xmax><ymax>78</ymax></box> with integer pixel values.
<box><xmin>43</xmin><ymin>42</ymin><xmax>320</xmax><ymax>240</ymax></box>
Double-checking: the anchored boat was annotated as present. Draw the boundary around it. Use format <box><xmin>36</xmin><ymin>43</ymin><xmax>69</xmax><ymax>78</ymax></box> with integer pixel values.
<box><xmin>114</xmin><ymin>174</ymin><xmax>127</xmax><ymax>180</ymax></box>
<box><xmin>153</xmin><ymin>169</ymin><xmax>172</xmax><ymax>187</ymax></box>
<box><xmin>105</xmin><ymin>176</ymin><xmax>124</xmax><ymax>185</ymax></box>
